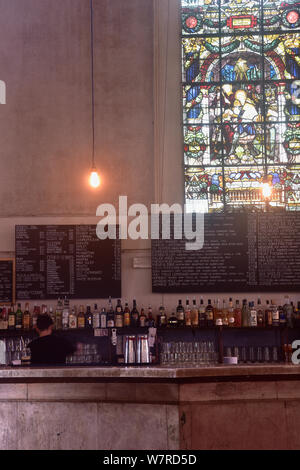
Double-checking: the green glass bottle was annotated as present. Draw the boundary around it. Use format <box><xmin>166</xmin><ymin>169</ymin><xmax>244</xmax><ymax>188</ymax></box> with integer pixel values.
<box><xmin>15</xmin><ymin>303</ymin><xmax>23</xmax><ymax>330</ymax></box>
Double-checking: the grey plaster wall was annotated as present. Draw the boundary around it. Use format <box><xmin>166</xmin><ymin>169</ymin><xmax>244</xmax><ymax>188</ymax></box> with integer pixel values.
<box><xmin>0</xmin><ymin>0</ymin><xmax>154</xmax><ymax>216</ymax></box>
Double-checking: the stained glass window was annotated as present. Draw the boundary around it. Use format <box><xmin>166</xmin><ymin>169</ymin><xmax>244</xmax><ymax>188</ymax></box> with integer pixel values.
<box><xmin>181</xmin><ymin>0</ymin><xmax>300</xmax><ymax>212</ymax></box>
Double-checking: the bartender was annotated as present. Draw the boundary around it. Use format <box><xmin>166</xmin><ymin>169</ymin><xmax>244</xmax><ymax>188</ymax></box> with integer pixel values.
<box><xmin>28</xmin><ymin>314</ymin><xmax>75</xmax><ymax>365</ymax></box>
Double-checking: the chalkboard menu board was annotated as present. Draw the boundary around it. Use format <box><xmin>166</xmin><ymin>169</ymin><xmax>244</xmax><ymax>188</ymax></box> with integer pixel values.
<box><xmin>152</xmin><ymin>213</ymin><xmax>300</xmax><ymax>293</ymax></box>
<box><xmin>0</xmin><ymin>259</ymin><xmax>15</xmax><ymax>303</ymax></box>
<box><xmin>16</xmin><ymin>225</ymin><xmax>121</xmax><ymax>299</ymax></box>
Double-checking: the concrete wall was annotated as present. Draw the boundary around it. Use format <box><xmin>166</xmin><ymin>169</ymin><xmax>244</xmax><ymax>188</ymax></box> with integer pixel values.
<box><xmin>0</xmin><ymin>0</ymin><xmax>154</xmax><ymax>215</ymax></box>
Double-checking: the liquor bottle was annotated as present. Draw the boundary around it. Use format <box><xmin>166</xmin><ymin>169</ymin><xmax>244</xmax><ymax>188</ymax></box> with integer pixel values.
<box><xmin>184</xmin><ymin>299</ymin><xmax>192</xmax><ymax>327</ymax></box>
<box><xmin>249</xmin><ymin>301</ymin><xmax>257</xmax><ymax>327</ymax></box>
<box><xmin>205</xmin><ymin>299</ymin><xmax>214</xmax><ymax>327</ymax></box>
<box><xmin>123</xmin><ymin>302</ymin><xmax>131</xmax><ymax>327</ymax></box>
<box><xmin>1</xmin><ymin>308</ymin><xmax>8</xmax><ymax>330</ymax></box>
<box><xmin>32</xmin><ymin>304</ymin><xmax>39</xmax><ymax>329</ymax></box>
<box><xmin>69</xmin><ymin>307</ymin><xmax>77</xmax><ymax>329</ymax></box>
<box><xmin>295</xmin><ymin>302</ymin><xmax>300</xmax><ymax>328</ymax></box>
<box><xmin>23</xmin><ymin>303</ymin><xmax>31</xmax><ymax>330</ymax></box>
<box><xmin>222</xmin><ymin>299</ymin><xmax>229</xmax><ymax>326</ymax></box>
<box><xmin>241</xmin><ymin>299</ymin><xmax>248</xmax><ymax>327</ymax></box>
<box><xmin>63</xmin><ymin>296</ymin><xmax>69</xmax><ymax>310</ymax></box>
<box><xmin>257</xmin><ymin>298</ymin><xmax>265</xmax><ymax>327</ymax></box>
<box><xmin>85</xmin><ymin>305</ymin><xmax>92</xmax><ymax>328</ymax></box>
<box><xmin>199</xmin><ymin>297</ymin><xmax>206</xmax><ymax>328</ymax></box>
<box><xmin>146</xmin><ymin>306</ymin><xmax>156</xmax><ymax>327</ymax></box>
<box><xmin>176</xmin><ymin>300</ymin><xmax>185</xmax><ymax>327</ymax></box>
<box><xmin>130</xmin><ymin>299</ymin><xmax>140</xmax><ymax>327</ymax></box>
<box><xmin>234</xmin><ymin>300</ymin><xmax>242</xmax><ymax>327</ymax></box>
<box><xmin>0</xmin><ymin>308</ymin><xmax>3</xmax><ymax>330</ymax></box>
<box><xmin>139</xmin><ymin>307</ymin><xmax>147</xmax><ymax>327</ymax></box>
<box><xmin>62</xmin><ymin>304</ymin><xmax>70</xmax><ymax>330</ymax></box>
<box><xmin>215</xmin><ymin>299</ymin><xmax>223</xmax><ymax>326</ymax></box>
<box><xmin>49</xmin><ymin>306</ymin><xmax>56</xmax><ymax>329</ymax></box>
<box><xmin>57</xmin><ymin>298</ymin><xmax>63</xmax><ymax>313</ymax></box>
<box><xmin>157</xmin><ymin>305</ymin><xmax>167</xmax><ymax>328</ymax></box>
<box><xmin>115</xmin><ymin>299</ymin><xmax>124</xmax><ymax>328</ymax></box>
<box><xmin>271</xmin><ymin>300</ymin><xmax>279</xmax><ymax>327</ymax></box>
<box><xmin>92</xmin><ymin>303</ymin><xmax>100</xmax><ymax>329</ymax></box>
<box><xmin>54</xmin><ymin>306</ymin><xmax>62</xmax><ymax>330</ymax></box>
<box><xmin>167</xmin><ymin>311</ymin><xmax>178</xmax><ymax>328</ymax></box>
<box><xmin>15</xmin><ymin>303</ymin><xmax>23</xmax><ymax>330</ymax></box>
<box><xmin>77</xmin><ymin>305</ymin><xmax>86</xmax><ymax>329</ymax></box>
<box><xmin>100</xmin><ymin>308</ymin><xmax>107</xmax><ymax>328</ymax></box>
<box><xmin>191</xmin><ymin>298</ymin><xmax>199</xmax><ymax>327</ymax></box>
<box><xmin>228</xmin><ymin>298</ymin><xmax>235</xmax><ymax>327</ymax></box>
<box><xmin>283</xmin><ymin>295</ymin><xmax>294</xmax><ymax>328</ymax></box>
<box><xmin>8</xmin><ymin>305</ymin><xmax>16</xmax><ymax>330</ymax></box>
<box><xmin>55</xmin><ymin>298</ymin><xmax>63</xmax><ymax>330</ymax></box>
<box><xmin>279</xmin><ymin>304</ymin><xmax>286</xmax><ymax>327</ymax></box>
<box><xmin>107</xmin><ymin>303</ymin><xmax>115</xmax><ymax>328</ymax></box>
<box><xmin>291</xmin><ymin>301</ymin><xmax>296</xmax><ymax>326</ymax></box>
<box><xmin>265</xmin><ymin>300</ymin><xmax>273</xmax><ymax>327</ymax></box>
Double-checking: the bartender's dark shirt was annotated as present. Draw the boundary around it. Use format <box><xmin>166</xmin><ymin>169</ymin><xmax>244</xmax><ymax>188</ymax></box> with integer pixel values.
<box><xmin>28</xmin><ymin>334</ymin><xmax>75</xmax><ymax>365</ymax></box>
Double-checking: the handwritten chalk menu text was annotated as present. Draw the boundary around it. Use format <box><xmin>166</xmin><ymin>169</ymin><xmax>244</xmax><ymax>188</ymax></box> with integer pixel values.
<box><xmin>151</xmin><ymin>213</ymin><xmax>300</xmax><ymax>293</ymax></box>
<box><xmin>16</xmin><ymin>225</ymin><xmax>121</xmax><ymax>299</ymax></box>
<box><xmin>0</xmin><ymin>259</ymin><xmax>14</xmax><ymax>303</ymax></box>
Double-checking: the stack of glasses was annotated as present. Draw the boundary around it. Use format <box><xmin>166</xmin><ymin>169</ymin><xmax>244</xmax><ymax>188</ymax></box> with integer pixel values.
<box><xmin>4</xmin><ymin>337</ymin><xmax>31</xmax><ymax>364</ymax></box>
<box><xmin>224</xmin><ymin>345</ymin><xmax>280</xmax><ymax>363</ymax></box>
<box><xmin>160</xmin><ymin>341</ymin><xmax>218</xmax><ymax>366</ymax></box>
<box><xmin>66</xmin><ymin>342</ymin><xmax>101</xmax><ymax>365</ymax></box>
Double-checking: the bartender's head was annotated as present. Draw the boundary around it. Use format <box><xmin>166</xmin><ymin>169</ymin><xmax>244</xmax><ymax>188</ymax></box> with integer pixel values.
<box><xmin>36</xmin><ymin>314</ymin><xmax>54</xmax><ymax>337</ymax></box>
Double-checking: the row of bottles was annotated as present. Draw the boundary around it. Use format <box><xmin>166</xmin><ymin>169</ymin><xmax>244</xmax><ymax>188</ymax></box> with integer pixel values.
<box><xmin>0</xmin><ymin>297</ymin><xmax>156</xmax><ymax>331</ymax></box>
<box><xmin>158</xmin><ymin>296</ymin><xmax>298</xmax><ymax>329</ymax></box>
<box><xmin>0</xmin><ymin>296</ymin><xmax>299</xmax><ymax>331</ymax></box>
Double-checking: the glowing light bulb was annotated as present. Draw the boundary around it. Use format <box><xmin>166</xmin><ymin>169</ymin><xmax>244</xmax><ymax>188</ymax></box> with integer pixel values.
<box><xmin>89</xmin><ymin>169</ymin><xmax>100</xmax><ymax>188</ymax></box>
<box><xmin>262</xmin><ymin>182</ymin><xmax>272</xmax><ymax>199</ymax></box>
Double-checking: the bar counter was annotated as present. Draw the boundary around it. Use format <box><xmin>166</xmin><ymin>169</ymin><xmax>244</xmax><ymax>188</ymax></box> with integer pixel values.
<box><xmin>0</xmin><ymin>364</ymin><xmax>300</xmax><ymax>450</ymax></box>
<box><xmin>0</xmin><ymin>363</ymin><xmax>299</xmax><ymax>380</ymax></box>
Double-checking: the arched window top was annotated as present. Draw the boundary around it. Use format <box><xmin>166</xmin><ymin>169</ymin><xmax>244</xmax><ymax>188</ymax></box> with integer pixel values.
<box><xmin>182</xmin><ymin>0</ymin><xmax>300</xmax><ymax>212</ymax></box>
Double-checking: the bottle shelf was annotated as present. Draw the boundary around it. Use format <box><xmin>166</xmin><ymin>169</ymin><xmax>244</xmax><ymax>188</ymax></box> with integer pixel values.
<box><xmin>1</xmin><ymin>324</ymin><xmax>299</xmax><ymax>338</ymax></box>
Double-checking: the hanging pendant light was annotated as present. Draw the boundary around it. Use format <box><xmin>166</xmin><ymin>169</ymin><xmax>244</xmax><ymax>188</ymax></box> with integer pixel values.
<box><xmin>89</xmin><ymin>0</ymin><xmax>100</xmax><ymax>188</ymax></box>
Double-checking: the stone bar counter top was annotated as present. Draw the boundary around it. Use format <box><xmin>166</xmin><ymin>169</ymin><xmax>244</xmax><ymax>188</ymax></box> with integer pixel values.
<box><xmin>0</xmin><ymin>364</ymin><xmax>299</xmax><ymax>381</ymax></box>
<box><xmin>1</xmin><ymin>364</ymin><xmax>300</xmax><ymax>450</ymax></box>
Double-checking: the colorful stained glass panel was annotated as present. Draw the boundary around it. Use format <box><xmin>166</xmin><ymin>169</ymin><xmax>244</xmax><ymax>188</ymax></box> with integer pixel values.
<box><xmin>181</xmin><ymin>0</ymin><xmax>300</xmax><ymax>212</ymax></box>
<box><xmin>185</xmin><ymin>166</ymin><xmax>224</xmax><ymax>212</ymax></box>
<box><xmin>223</xmin><ymin>124</ymin><xmax>264</xmax><ymax>165</ymax></box>
<box><xmin>184</xmin><ymin>125</ymin><xmax>223</xmax><ymax>166</ymax></box>
<box><xmin>265</xmin><ymin>123</ymin><xmax>300</xmax><ymax>164</ymax></box>
<box><xmin>183</xmin><ymin>85</ymin><xmax>221</xmax><ymax>124</ymax></box>
<box><xmin>181</xmin><ymin>0</ymin><xmax>220</xmax><ymax>36</ymax></box>
<box><xmin>264</xmin><ymin>33</ymin><xmax>300</xmax><ymax>80</ymax></box>
<box><xmin>182</xmin><ymin>37</ymin><xmax>220</xmax><ymax>83</ymax></box>
<box><xmin>263</xmin><ymin>1</ymin><xmax>300</xmax><ymax>31</ymax></box>
<box><xmin>224</xmin><ymin>166</ymin><xmax>265</xmax><ymax>207</ymax></box>
<box><xmin>220</xmin><ymin>0</ymin><xmax>261</xmax><ymax>33</ymax></box>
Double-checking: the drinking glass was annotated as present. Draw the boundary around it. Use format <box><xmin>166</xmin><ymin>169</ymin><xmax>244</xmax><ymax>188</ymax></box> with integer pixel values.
<box><xmin>241</xmin><ymin>346</ymin><xmax>247</xmax><ymax>363</ymax></box>
<box><xmin>233</xmin><ymin>346</ymin><xmax>239</xmax><ymax>361</ymax></box>
<box><xmin>272</xmin><ymin>346</ymin><xmax>279</xmax><ymax>363</ymax></box>
<box><xmin>263</xmin><ymin>346</ymin><xmax>270</xmax><ymax>363</ymax></box>
<box><xmin>225</xmin><ymin>347</ymin><xmax>232</xmax><ymax>357</ymax></box>
<box><xmin>256</xmin><ymin>347</ymin><xmax>263</xmax><ymax>363</ymax></box>
<box><xmin>249</xmin><ymin>346</ymin><xmax>255</xmax><ymax>363</ymax></box>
